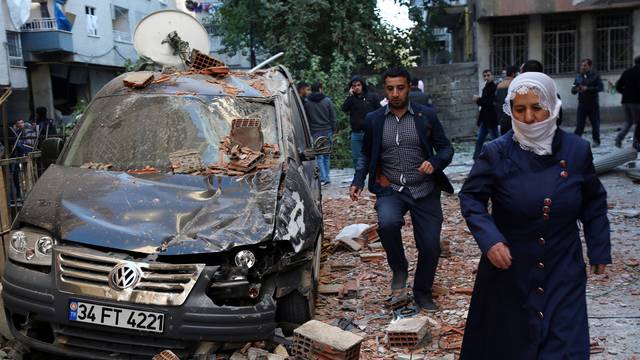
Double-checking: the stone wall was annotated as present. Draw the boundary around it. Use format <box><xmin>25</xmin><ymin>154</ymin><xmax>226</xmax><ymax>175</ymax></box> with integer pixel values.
<box><xmin>411</xmin><ymin>62</ymin><xmax>479</xmax><ymax>139</ymax></box>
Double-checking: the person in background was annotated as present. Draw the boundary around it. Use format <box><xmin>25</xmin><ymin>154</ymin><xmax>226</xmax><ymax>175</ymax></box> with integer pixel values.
<box><xmin>297</xmin><ymin>81</ymin><xmax>310</xmax><ymax>101</ymax></box>
<box><xmin>34</xmin><ymin>107</ymin><xmax>57</xmax><ymax>144</ymax></box>
<box><xmin>572</xmin><ymin>58</ymin><xmax>603</xmax><ymax>147</ymax></box>
<box><xmin>409</xmin><ymin>77</ymin><xmax>432</xmax><ymax>107</ymax></box>
<box><xmin>341</xmin><ymin>75</ymin><xmax>380</xmax><ymax>168</ymax></box>
<box><xmin>305</xmin><ymin>82</ymin><xmax>336</xmax><ymax>185</ymax></box>
<box><xmin>614</xmin><ymin>55</ymin><xmax>640</xmax><ymax>150</ymax></box>
<box><xmin>459</xmin><ymin>72</ymin><xmax>610</xmax><ymax>359</ymax></box>
<box><xmin>472</xmin><ymin>69</ymin><xmax>498</xmax><ymax>159</ymax></box>
<box><xmin>495</xmin><ymin>65</ymin><xmax>518</xmax><ymax>135</ymax></box>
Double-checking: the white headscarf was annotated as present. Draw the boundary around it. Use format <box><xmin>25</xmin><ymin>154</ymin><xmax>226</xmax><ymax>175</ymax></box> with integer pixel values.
<box><xmin>503</xmin><ymin>72</ymin><xmax>561</xmax><ymax>155</ymax></box>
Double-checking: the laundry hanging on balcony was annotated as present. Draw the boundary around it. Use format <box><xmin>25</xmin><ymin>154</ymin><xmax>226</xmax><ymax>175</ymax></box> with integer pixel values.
<box><xmin>55</xmin><ymin>0</ymin><xmax>72</xmax><ymax>31</ymax></box>
<box><xmin>7</xmin><ymin>0</ymin><xmax>30</xmax><ymax>29</ymax></box>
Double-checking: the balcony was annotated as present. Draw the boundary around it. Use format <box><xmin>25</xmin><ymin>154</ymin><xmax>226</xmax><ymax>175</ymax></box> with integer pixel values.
<box><xmin>20</xmin><ymin>18</ymin><xmax>73</xmax><ymax>54</ymax></box>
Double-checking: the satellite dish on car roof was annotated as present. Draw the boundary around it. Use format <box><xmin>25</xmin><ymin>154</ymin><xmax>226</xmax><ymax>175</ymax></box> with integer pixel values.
<box><xmin>133</xmin><ymin>10</ymin><xmax>210</xmax><ymax>67</ymax></box>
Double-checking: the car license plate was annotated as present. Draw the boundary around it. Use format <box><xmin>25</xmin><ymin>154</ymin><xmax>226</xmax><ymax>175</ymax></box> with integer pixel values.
<box><xmin>68</xmin><ymin>300</ymin><xmax>164</xmax><ymax>333</ymax></box>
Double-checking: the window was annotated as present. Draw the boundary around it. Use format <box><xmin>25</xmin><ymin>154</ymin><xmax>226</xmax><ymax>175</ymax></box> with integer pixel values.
<box><xmin>491</xmin><ymin>19</ymin><xmax>528</xmax><ymax>73</ymax></box>
<box><xmin>6</xmin><ymin>32</ymin><xmax>24</xmax><ymax>67</ymax></box>
<box><xmin>112</xmin><ymin>6</ymin><xmax>131</xmax><ymax>43</ymax></box>
<box><xmin>595</xmin><ymin>13</ymin><xmax>632</xmax><ymax>72</ymax></box>
<box><xmin>543</xmin><ymin>17</ymin><xmax>578</xmax><ymax>75</ymax></box>
<box><xmin>86</xmin><ymin>6</ymin><xmax>98</xmax><ymax>36</ymax></box>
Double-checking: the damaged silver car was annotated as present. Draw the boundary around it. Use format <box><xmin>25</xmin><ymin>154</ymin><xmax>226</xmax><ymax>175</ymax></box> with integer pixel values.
<box><xmin>2</xmin><ymin>66</ymin><xmax>328</xmax><ymax>359</ymax></box>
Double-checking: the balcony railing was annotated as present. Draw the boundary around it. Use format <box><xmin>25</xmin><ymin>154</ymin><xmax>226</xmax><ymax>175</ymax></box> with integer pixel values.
<box><xmin>21</xmin><ymin>18</ymin><xmax>59</xmax><ymax>32</ymax></box>
<box><xmin>112</xmin><ymin>30</ymin><xmax>132</xmax><ymax>43</ymax></box>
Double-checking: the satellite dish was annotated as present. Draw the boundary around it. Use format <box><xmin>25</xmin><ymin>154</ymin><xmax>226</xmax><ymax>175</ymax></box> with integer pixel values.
<box><xmin>133</xmin><ymin>10</ymin><xmax>210</xmax><ymax>67</ymax></box>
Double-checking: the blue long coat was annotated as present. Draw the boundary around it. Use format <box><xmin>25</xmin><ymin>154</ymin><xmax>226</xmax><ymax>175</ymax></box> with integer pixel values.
<box><xmin>458</xmin><ymin>130</ymin><xmax>611</xmax><ymax>359</ymax></box>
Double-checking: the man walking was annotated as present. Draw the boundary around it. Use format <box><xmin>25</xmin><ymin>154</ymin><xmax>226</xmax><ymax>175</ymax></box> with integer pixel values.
<box><xmin>349</xmin><ymin>67</ymin><xmax>454</xmax><ymax>311</ymax></box>
<box><xmin>615</xmin><ymin>56</ymin><xmax>640</xmax><ymax>150</ymax></box>
<box><xmin>305</xmin><ymin>82</ymin><xmax>336</xmax><ymax>185</ymax></box>
<box><xmin>472</xmin><ymin>69</ymin><xmax>498</xmax><ymax>159</ymax></box>
<box><xmin>341</xmin><ymin>75</ymin><xmax>380</xmax><ymax>168</ymax></box>
<box><xmin>409</xmin><ymin>77</ymin><xmax>432</xmax><ymax>107</ymax></box>
<box><xmin>572</xmin><ymin>58</ymin><xmax>603</xmax><ymax>146</ymax></box>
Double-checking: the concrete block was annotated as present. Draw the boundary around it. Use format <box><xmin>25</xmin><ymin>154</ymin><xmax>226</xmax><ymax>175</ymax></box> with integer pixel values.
<box><xmin>386</xmin><ymin>317</ymin><xmax>430</xmax><ymax>348</ymax></box>
<box><xmin>292</xmin><ymin>320</ymin><xmax>363</xmax><ymax>360</ymax></box>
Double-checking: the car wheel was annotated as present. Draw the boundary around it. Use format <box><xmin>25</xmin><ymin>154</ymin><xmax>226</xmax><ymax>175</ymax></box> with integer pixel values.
<box><xmin>276</xmin><ymin>234</ymin><xmax>321</xmax><ymax>334</ymax></box>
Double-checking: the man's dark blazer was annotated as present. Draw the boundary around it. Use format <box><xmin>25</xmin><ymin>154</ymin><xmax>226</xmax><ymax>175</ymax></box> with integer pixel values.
<box><xmin>351</xmin><ymin>103</ymin><xmax>454</xmax><ymax>195</ymax></box>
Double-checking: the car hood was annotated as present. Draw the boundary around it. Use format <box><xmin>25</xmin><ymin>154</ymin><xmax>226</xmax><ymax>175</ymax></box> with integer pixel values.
<box><xmin>18</xmin><ymin>165</ymin><xmax>281</xmax><ymax>255</ymax></box>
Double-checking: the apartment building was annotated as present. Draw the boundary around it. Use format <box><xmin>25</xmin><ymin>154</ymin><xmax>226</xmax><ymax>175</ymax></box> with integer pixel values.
<box><xmin>471</xmin><ymin>0</ymin><xmax>640</xmax><ymax>122</ymax></box>
<box><xmin>1</xmin><ymin>0</ymin><xmax>176</xmax><ymax>125</ymax></box>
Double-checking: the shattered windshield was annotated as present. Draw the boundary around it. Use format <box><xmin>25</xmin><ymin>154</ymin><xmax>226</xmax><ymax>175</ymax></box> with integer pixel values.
<box><xmin>62</xmin><ymin>95</ymin><xmax>278</xmax><ymax>171</ymax></box>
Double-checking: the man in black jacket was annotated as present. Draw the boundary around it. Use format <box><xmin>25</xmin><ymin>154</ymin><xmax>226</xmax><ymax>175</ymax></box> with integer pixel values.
<box><xmin>472</xmin><ymin>69</ymin><xmax>498</xmax><ymax>159</ymax></box>
<box><xmin>349</xmin><ymin>67</ymin><xmax>454</xmax><ymax>311</ymax></box>
<box><xmin>615</xmin><ymin>55</ymin><xmax>640</xmax><ymax>150</ymax></box>
<box><xmin>409</xmin><ymin>78</ymin><xmax>432</xmax><ymax>107</ymax></box>
<box><xmin>572</xmin><ymin>58</ymin><xmax>604</xmax><ymax>147</ymax></box>
<box><xmin>341</xmin><ymin>75</ymin><xmax>380</xmax><ymax>168</ymax></box>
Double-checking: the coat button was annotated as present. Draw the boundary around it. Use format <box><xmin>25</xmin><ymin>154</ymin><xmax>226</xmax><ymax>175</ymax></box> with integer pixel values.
<box><xmin>543</xmin><ymin>213</ymin><xmax>550</xmax><ymax>220</ymax></box>
<box><xmin>543</xmin><ymin>206</ymin><xmax>551</xmax><ymax>214</ymax></box>
<box><xmin>560</xmin><ymin>171</ymin><xmax>569</xmax><ymax>178</ymax></box>
<box><xmin>543</xmin><ymin>198</ymin><xmax>552</xmax><ymax>206</ymax></box>
<box><xmin>560</xmin><ymin>160</ymin><xmax>568</xmax><ymax>168</ymax></box>
<box><xmin>537</xmin><ymin>262</ymin><xmax>545</xmax><ymax>269</ymax></box>
<box><xmin>538</xmin><ymin>311</ymin><xmax>544</xmax><ymax>319</ymax></box>
<box><xmin>538</xmin><ymin>237</ymin><xmax>545</xmax><ymax>246</ymax></box>
<box><xmin>537</xmin><ymin>287</ymin><xmax>545</xmax><ymax>295</ymax></box>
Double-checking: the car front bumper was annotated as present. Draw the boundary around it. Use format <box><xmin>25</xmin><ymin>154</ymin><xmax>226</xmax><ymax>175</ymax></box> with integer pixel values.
<box><xmin>2</xmin><ymin>260</ymin><xmax>277</xmax><ymax>360</ymax></box>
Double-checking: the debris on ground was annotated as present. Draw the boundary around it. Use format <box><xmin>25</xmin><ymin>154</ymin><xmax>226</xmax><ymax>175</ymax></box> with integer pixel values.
<box><xmin>292</xmin><ymin>320</ymin><xmax>363</xmax><ymax>359</ymax></box>
<box><xmin>169</xmin><ymin>149</ymin><xmax>205</xmax><ymax>174</ymax></box>
<box><xmin>127</xmin><ymin>165</ymin><xmax>159</xmax><ymax>175</ymax></box>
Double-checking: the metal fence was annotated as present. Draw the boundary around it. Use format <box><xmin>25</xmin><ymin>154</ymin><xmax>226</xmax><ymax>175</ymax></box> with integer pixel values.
<box><xmin>1</xmin><ymin>152</ymin><xmax>42</xmax><ymax>223</ymax></box>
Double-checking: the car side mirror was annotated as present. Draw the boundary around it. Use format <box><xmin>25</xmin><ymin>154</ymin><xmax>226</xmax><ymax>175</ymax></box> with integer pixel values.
<box><xmin>301</xmin><ymin>136</ymin><xmax>331</xmax><ymax>161</ymax></box>
<box><xmin>40</xmin><ymin>137</ymin><xmax>64</xmax><ymax>166</ymax></box>
<box><xmin>312</xmin><ymin>136</ymin><xmax>331</xmax><ymax>155</ymax></box>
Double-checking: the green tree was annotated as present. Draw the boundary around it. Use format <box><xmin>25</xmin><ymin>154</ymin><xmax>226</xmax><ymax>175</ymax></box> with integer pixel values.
<box><xmin>210</xmin><ymin>0</ymin><xmax>418</xmax><ymax>166</ymax></box>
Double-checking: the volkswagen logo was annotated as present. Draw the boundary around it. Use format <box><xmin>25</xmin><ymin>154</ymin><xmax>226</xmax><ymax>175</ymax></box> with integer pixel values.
<box><xmin>109</xmin><ymin>262</ymin><xmax>140</xmax><ymax>290</ymax></box>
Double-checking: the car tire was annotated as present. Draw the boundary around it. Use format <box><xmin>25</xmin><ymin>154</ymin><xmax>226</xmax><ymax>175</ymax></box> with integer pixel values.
<box><xmin>276</xmin><ymin>234</ymin><xmax>321</xmax><ymax>334</ymax></box>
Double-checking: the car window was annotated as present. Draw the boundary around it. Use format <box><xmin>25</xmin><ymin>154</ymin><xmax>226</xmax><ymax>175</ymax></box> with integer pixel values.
<box><xmin>289</xmin><ymin>89</ymin><xmax>311</xmax><ymax>153</ymax></box>
<box><xmin>62</xmin><ymin>95</ymin><xmax>278</xmax><ymax>171</ymax></box>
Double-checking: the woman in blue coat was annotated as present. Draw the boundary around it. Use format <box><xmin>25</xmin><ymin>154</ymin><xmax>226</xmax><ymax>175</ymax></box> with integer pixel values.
<box><xmin>458</xmin><ymin>72</ymin><xmax>611</xmax><ymax>359</ymax></box>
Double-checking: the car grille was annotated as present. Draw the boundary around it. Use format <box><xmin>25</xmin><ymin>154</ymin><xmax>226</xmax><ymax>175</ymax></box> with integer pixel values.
<box><xmin>54</xmin><ymin>324</ymin><xmax>193</xmax><ymax>360</ymax></box>
<box><xmin>55</xmin><ymin>246</ymin><xmax>204</xmax><ymax>306</ymax></box>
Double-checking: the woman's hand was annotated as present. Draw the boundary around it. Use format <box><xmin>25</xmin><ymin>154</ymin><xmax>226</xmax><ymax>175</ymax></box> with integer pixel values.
<box><xmin>487</xmin><ymin>242</ymin><xmax>512</xmax><ymax>269</ymax></box>
<box><xmin>590</xmin><ymin>264</ymin><xmax>607</xmax><ymax>275</ymax></box>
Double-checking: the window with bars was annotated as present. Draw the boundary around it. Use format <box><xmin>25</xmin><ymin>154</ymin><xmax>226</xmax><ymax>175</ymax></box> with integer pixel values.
<box><xmin>543</xmin><ymin>18</ymin><xmax>578</xmax><ymax>75</ymax></box>
<box><xmin>6</xmin><ymin>31</ymin><xmax>24</xmax><ymax>67</ymax></box>
<box><xmin>595</xmin><ymin>13</ymin><xmax>632</xmax><ymax>72</ymax></box>
<box><xmin>491</xmin><ymin>19</ymin><xmax>528</xmax><ymax>73</ymax></box>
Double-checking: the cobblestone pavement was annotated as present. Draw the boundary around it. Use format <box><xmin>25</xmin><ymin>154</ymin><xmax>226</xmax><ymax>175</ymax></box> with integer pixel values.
<box><xmin>320</xmin><ymin>124</ymin><xmax>639</xmax><ymax>358</ymax></box>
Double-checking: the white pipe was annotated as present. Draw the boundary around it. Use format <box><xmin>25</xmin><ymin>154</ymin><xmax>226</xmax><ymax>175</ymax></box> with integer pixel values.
<box><xmin>249</xmin><ymin>52</ymin><xmax>284</xmax><ymax>73</ymax></box>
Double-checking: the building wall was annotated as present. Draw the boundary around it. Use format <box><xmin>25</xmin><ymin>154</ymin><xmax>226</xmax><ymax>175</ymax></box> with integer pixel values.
<box><xmin>475</xmin><ymin>7</ymin><xmax>640</xmax><ymax>125</ymax></box>
<box><xmin>475</xmin><ymin>0</ymin><xmax>640</xmax><ymax>18</ymax></box>
<box><xmin>412</xmin><ymin>62</ymin><xmax>480</xmax><ymax>138</ymax></box>
<box><xmin>64</xmin><ymin>0</ymin><xmax>173</xmax><ymax>68</ymax></box>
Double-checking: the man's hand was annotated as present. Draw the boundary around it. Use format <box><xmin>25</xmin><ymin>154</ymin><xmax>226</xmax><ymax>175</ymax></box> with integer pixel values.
<box><xmin>418</xmin><ymin>161</ymin><xmax>434</xmax><ymax>175</ymax></box>
<box><xmin>472</xmin><ymin>95</ymin><xmax>480</xmax><ymax>102</ymax></box>
<box><xmin>487</xmin><ymin>242</ymin><xmax>512</xmax><ymax>269</ymax></box>
<box><xmin>349</xmin><ymin>186</ymin><xmax>362</xmax><ymax>201</ymax></box>
<box><xmin>590</xmin><ymin>264</ymin><xmax>607</xmax><ymax>275</ymax></box>
<box><xmin>349</xmin><ymin>88</ymin><xmax>354</xmax><ymax>96</ymax></box>
<box><xmin>578</xmin><ymin>85</ymin><xmax>588</xmax><ymax>92</ymax></box>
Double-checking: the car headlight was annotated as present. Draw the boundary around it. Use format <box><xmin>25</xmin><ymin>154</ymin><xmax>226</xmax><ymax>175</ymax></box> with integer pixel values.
<box><xmin>235</xmin><ymin>250</ymin><xmax>256</xmax><ymax>269</ymax></box>
<box><xmin>10</xmin><ymin>231</ymin><xmax>27</xmax><ymax>252</ymax></box>
<box><xmin>7</xmin><ymin>228</ymin><xmax>56</xmax><ymax>266</ymax></box>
